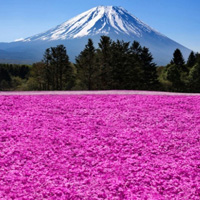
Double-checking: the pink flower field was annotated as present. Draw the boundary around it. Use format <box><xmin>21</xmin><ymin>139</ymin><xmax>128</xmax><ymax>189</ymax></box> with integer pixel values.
<box><xmin>0</xmin><ymin>94</ymin><xmax>200</xmax><ymax>199</ymax></box>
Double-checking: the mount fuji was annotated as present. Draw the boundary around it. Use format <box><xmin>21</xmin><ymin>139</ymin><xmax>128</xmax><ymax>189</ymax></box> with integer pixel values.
<box><xmin>0</xmin><ymin>6</ymin><xmax>191</xmax><ymax>65</ymax></box>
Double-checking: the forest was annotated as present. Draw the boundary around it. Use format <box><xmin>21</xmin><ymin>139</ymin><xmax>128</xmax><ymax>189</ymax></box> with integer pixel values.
<box><xmin>0</xmin><ymin>36</ymin><xmax>200</xmax><ymax>92</ymax></box>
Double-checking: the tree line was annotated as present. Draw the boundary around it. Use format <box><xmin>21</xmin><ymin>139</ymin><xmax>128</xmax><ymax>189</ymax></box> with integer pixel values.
<box><xmin>0</xmin><ymin>36</ymin><xmax>200</xmax><ymax>92</ymax></box>
<box><xmin>0</xmin><ymin>64</ymin><xmax>30</xmax><ymax>90</ymax></box>
<box><xmin>160</xmin><ymin>49</ymin><xmax>200</xmax><ymax>92</ymax></box>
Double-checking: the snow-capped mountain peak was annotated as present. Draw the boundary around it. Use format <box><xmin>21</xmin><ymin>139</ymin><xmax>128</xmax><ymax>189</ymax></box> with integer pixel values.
<box><xmin>1</xmin><ymin>5</ymin><xmax>190</xmax><ymax>65</ymax></box>
<box><xmin>22</xmin><ymin>6</ymin><xmax>161</xmax><ymax>42</ymax></box>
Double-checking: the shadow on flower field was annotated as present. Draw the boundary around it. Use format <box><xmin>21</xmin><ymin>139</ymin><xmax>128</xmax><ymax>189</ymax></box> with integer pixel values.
<box><xmin>0</xmin><ymin>94</ymin><xmax>200</xmax><ymax>199</ymax></box>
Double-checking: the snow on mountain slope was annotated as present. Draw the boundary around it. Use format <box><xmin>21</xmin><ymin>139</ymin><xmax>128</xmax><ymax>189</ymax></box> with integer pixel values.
<box><xmin>0</xmin><ymin>6</ymin><xmax>191</xmax><ymax>65</ymax></box>
<box><xmin>22</xmin><ymin>6</ymin><xmax>165</xmax><ymax>41</ymax></box>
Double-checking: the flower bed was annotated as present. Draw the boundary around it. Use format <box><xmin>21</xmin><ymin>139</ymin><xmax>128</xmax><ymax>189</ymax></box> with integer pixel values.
<box><xmin>0</xmin><ymin>94</ymin><xmax>200</xmax><ymax>199</ymax></box>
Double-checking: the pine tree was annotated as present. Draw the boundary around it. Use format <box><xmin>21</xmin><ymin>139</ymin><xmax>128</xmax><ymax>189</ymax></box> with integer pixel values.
<box><xmin>50</xmin><ymin>45</ymin><xmax>70</xmax><ymax>90</ymax></box>
<box><xmin>76</xmin><ymin>39</ymin><xmax>97</xmax><ymax>90</ymax></box>
<box><xmin>43</xmin><ymin>45</ymin><xmax>71</xmax><ymax>90</ymax></box>
<box><xmin>125</xmin><ymin>41</ymin><xmax>143</xmax><ymax>90</ymax></box>
<box><xmin>110</xmin><ymin>40</ymin><xmax>130</xmax><ymax>89</ymax></box>
<box><xmin>98</xmin><ymin>36</ymin><xmax>112</xmax><ymax>89</ymax></box>
<box><xmin>130</xmin><ymin>41</ymin><xmax>142</xmax><ymax>56</ymax></box>
<box><xmin>195</xmin><ymin>53</ymin><xmax>200</xmax><ymax>63</ymax></box>
<box><xmin>171</xmin><ymin>49</ymin><xmax>186</xmax><ymax>71</ymax></box>
<box><xmin>139</xmin><ymin>47</ymin><xmax>158</xmax><ymax>90</ymax></box>
<box><xmin>187</xmin><ymin>51</ymin><xmax>196</xmax><ymax>68</ymax></box>
<box><xmin>43</xmin><ymin>48</ymin><xmax>52</xmax><ymax>90</ymax></box>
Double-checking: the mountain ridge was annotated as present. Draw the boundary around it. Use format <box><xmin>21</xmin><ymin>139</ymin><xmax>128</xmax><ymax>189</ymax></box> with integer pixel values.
<box><xmin>0</xmin><ymin>6</ymin><xmax>191</xmax><ymax>65</ymax></box>
<box><xmin>19</xmin><ymin>6</ymin><xmax>166</xmax><ymax>41</ymax></box>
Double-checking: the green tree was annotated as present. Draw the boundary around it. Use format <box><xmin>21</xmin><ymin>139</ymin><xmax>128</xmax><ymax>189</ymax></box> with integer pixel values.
<box><xmin>51</xmin><ymin>45</ymin><xmax>70</xmax><ymax>90</ymax></box>
<box><xmin>139</xmin><ymin>47</ymin><xmax>158</xmax><ymax>90</ymax></box>
<box><xmin>187</xmin><ymin>51</ymin><xmax>196</xmax><ymax>69</ymax></box>
<box><xmin>188</xmin><ymin>61</ymin><xmax>200</xmax><ymax>92</ymax></box>
<box><xmin>0</xmin><ymin>67</ymin><xmax>11</xmax><ymax>83</ymax></box>
<box><xmin>43</xmin><ymin>48</ymin><xmax>52</xmax><ymax>90</ymax></box>
<box><xmin>0</xmin><ymin>67</ymin><xmax>11</xmax><ymax>90</ymax></box>
<box><xmin>0</xmin><ymin>80</ymin><xmax>10</xmax><ymax>91</ymax></box>
<box><xmin>166</xmin><ymin>64</ymin><xmax>181</xmax><ymax>91</ymax></box>
<box><xmin>195</xmin><ymin>53</ymin><xmax>200</xmax><ymax>63</ymax></box>
<box><xmin>30</xmin><ymin>62</ymin><xmax>46</xmax><ymax>90</ymax></box>
<box><xmin>125</xmin><ymin>41</ymin><xmax>143</xmax><ymax>90</ymax></box>
<box><xmin>171</xmin><ymin>49</ymin><xmax>186</xmax><ymax>71</ymax></box>
<box><xmin>43</xmin><ymin>45</ymin><xmax>71</xmax><ymax>90</ymax></box>
<box><xmin>11</xmin><ymin>77</ymin><xmax>25</xmax><ymax>90</ymax></box>
<box><xmin>97</xmin><ymin>36</ymin><xmax>112</xmax><ymax>89</ymax></box>
<box><xmin>76</xmin><ymin>39</ymin><xmax>97</xmax><ymax>90</ymax></box>
<box><xmin>110</xmin><ymin>40</ymin><xmax>131</xmax><ymax>89</ymax></box>
<box><xmin>130</xmin><ymin>41</ymin><xmax>142</xmax><ymax>56</ymax></box>
<box><xmin>167</xmin><ymin>49</ymin><xmax>188</xmax><ymax>91</ymax></box>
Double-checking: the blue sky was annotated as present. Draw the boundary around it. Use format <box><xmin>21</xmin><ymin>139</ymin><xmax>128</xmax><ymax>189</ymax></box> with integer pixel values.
<box><xmin>0</xmin><ymin>0</ymin><xmax>200</xmax><ymax>52</ymax></box>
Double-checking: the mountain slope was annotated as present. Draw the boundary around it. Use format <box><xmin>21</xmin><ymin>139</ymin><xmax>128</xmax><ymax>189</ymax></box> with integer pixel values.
<box><xmin>0</xmin><ymin>6</ymin><xmax>191</xmax><ymax>65</ymax></box>
<box><xmin>23</xmin><ymin>6</ymin><xmax>161</xmax><ymax>41</ymax></box>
